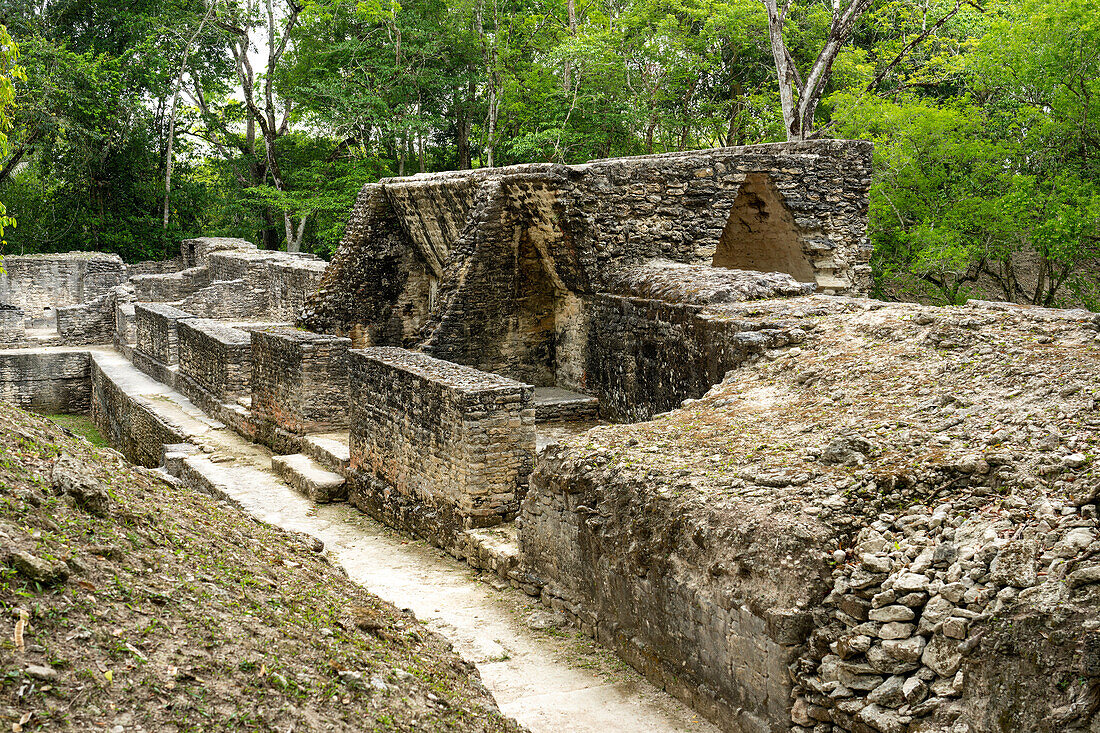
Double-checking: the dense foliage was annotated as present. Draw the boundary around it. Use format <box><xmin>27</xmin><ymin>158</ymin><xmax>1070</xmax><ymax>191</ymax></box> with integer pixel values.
<box><xmin>0</xmin><ymin>0</ymin><xmax>1096</xmax><ymax>306</ymax></box>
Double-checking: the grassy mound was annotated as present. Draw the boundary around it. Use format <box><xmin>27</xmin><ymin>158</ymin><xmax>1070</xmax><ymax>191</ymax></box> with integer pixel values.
<box><xmin>0</xmin><ymin>402</ymin><xmax>524</xmax><ymax>732</ymax></box>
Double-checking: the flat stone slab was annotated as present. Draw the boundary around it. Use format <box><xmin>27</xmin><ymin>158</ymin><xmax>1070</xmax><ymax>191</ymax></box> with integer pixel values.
<box><xmin>301</xmin><ymin>433</ymin><xmax>351</xmax><ymax>474</ymax></box>
<box><xmin>271</xmin><ymin>452</ymin><xmax>346</xmax><ymax>503</ymax></box>
<box><xmin>533</xmin><ymin>387</ymin><xmax>599</xmax><ymax>422</ymax></box>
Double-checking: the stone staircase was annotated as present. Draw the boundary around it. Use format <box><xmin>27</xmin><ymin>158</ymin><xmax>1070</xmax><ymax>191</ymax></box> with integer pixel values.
<box><xmin>300</xmin><ymin>432</ymin><xmax>351</xmax><ymax>473</ymax></box>
<box><xmin>269</xmin><ymin>432</ymin><xmax>352</xmax><ymax>504</ymax></box>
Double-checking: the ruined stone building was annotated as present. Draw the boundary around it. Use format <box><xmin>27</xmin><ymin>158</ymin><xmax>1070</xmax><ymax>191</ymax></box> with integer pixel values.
<box><xmin>3</xmin><ymin>140</ymin><xmax>1100</xmax><ymax>733</ymax></box>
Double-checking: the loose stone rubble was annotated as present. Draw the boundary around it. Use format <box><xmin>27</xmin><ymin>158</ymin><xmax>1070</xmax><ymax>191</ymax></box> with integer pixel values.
<box><xmin>2</xmin><ymin>143</ymin><xmax>1100</xmax><ymax>733</ymax></box>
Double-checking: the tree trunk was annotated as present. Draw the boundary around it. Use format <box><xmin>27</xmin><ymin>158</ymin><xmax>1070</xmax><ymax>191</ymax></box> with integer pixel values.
<box><xmin>763</xmin><ymin>0</ymin><xmax>874</xmax><ymax>141</ymax></box>
<box><xmin>456</xmin><ymin>86</ymin><xmax>471</xmax><ymax>170</ymax></box>
<box><xmin>486</xmin><ymin>86</ymin><xmax>498</xmax><ymax>167</ymax></box>
<box><xmin>164</xmin><ymin>2</ymin><xmax>215</xmax><ymax>231</ymax></box>
<box><xmin>563</xmin><ymin>0</ymin><xmax>577</xmax><ymax>90</ymax></box>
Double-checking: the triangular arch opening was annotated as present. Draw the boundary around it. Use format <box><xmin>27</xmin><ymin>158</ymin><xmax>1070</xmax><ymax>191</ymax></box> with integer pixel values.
<box><xmin>711</xmin><ymin>173</ymin><xmax>816</xmax><ymax>284</ymax></box>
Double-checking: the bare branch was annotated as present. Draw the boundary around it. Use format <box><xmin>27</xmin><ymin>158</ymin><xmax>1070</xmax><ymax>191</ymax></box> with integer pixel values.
<box><xmin>866</xmin><ymin>0</ymin><xmax>981</xmax><ymax>93</ymax></box>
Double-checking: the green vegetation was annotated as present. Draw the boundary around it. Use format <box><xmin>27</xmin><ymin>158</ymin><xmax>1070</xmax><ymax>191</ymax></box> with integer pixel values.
<box><xmin>43</xmin><ymin>412</ymin><xmax>106</xmax><ymax>447</ymax></box>
<box><xmin>0</xmin><ymin>0</ymin><xmax>1096</xmax><ymax>305</ymax></box>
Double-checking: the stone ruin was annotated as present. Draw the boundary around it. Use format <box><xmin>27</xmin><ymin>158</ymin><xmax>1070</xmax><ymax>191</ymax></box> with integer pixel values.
<box><xmin>3</xmin><ymin>140</ymin><xmax>1100</xmax><ymax>733</ymax></box>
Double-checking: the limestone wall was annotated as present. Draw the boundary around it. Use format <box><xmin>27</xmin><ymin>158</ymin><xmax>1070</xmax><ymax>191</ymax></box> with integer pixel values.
<box><xmin>347</xmin><ymin>347</ymin><xmax>535</xmax><ymax>543</ymax></box>
<box><xmin>250</xmin><ymin>328</ymin><xmax>351</xmax><ymax>435</ymax></box>
<box><xmin>0</xmin><ymin>252</ymin><xmax>126</xmax><ymax>326</ymax></box>
<box><xmin>56</xmin><ymin>293</ymin><xmax>115</xmax><ymax>345</ymax></box>
<box><xmin>177</xmin><ymin>279</ymin><xmax>267</xmax><ymax>320</ymax></box>
<box><xmin>89</xmin><ymin>355</ymin><xmax>186</xmax><ymax>467</ymax></box>
<box><xmin>304</xmin><ymin>142</ymin><xmax>871</xmax><ymax>408</ymax></box>
<box><xmin>384</xmin><ymin>173</ymin><xmax>490</xmax><ymax>275</ymax></box>
<box><xmin>588</xmin><ymin>294</ymin><xmax>808</xmax><ymax>421</ymax></box>
<box><xmin>128</xmin><ymin>257</ymin><xmax>186</xmax><ymax>277</ymax></box>
<box><xmin>135</xmin><ymin>303</ymin><xmax>195</xmax><ymax>365</ymax></box>
<box><xmin>180</xmin><ymin>236</ymin><xmax>256</xmax><ymax>268</ymax></box>
<box><xmin>521</xmin><ymin>446</ymin><xmax>826</xmax><ymax>733</ymax></box>
<box><xmin>268</xmin><ymin>259</ymin><xmax>328</xmax><ymax>321</ymax></box>
<box><xmin>0</xmin><ymin>349</ymin><xmax>90</xmax><ymax>413</ymax></box>
<box><xmin>0</xmin><ymin>305</ymin><xmax>25</xmax><ymax>345</ymax></box>
<box><xmin>177</xmin><ymin>319</ymin><xmax>253</xmax><ymax>401</ymax></box>
<box><xmin>131</xmin><ymin>266</ymin><xmax>212</xmax><ymax>302</ymax></box>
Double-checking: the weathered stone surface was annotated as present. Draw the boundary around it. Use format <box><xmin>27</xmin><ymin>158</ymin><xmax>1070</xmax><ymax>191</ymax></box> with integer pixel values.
<box><xmin>135</xmin><ymin>302</ymin><xmax>195</xmax><ymax>365</ymax></box>
<box><xmin>988</xmin><ymin>539</ymin><xmax>1037</xmax><ymax>587</ymax></box>
<box><xmin>52</xmin><ymin>453</ymin><xmax>110</xmax><ymax>516</ymax></box>
<box><xmin>251</xmin><ymin>328</ymin><xmax>351</xmax><ymax>436</ymax></box>
<box><xmin>0</xmin><ymin>303</ymin><xmax>25</xmax><ymax>345</ymax></box>
<box><xmin>0</xmin><ymin>251</ymin><xmax>125</xmax><ymax>327</ymax></box>
<box><xmin>921</xmin><ymin>635</ymin><xmax>963</xmax><ymax>678</ymax></box>
<box><xmin>56</xmin><ymin>291</ymin><xmax>119</xmax><ymax>345</ymax></box>
<box><xmin>177</xmin><ymin>319</ymin><xmax>253</xmax><ymax>401</ymax></box>
<box><xmin>303</xmin><ymin>142</ymin><xmax>873</xmax><ymax>420</ymax></box>
<box><xmin>348</xmin><ymin>347</ymin><xmax>535</xmax><ymax>538</ymax></box>
<box><xmin>881</xmin><ymin>635</ymin><xmax>927</xmax><ymax>663</ymax></box>
<box><xmin>271</xmin><ymin>453</ymin><xmax>346</xmax><ymax>503</ymax></box>
<box><xmin>0</xmin><ymin>350</ymin><xmax>90</xmax><ymax>413</ymax></box>
<box><xmin>11</xmin><ymin>550</ymin><xmax>69</xmax><ymax>584</ymax></box>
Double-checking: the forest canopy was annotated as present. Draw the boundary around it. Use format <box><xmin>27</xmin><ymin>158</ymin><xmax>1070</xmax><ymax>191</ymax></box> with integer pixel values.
<box><xmin>0</xmin><ymin>0</ymin><xmax>1097</xmax><ymax>307</ymax></box>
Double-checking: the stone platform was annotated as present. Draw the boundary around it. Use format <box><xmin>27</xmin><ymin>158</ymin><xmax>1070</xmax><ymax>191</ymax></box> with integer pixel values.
<box><xmin>533</xmin><ymin>386</ymin><xmax>599</xmax><ymax>422</ymax></box>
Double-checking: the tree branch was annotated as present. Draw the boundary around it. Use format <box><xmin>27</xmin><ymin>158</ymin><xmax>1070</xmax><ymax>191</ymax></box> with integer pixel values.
<box><xmin>866</xmin><ymin>0</ymin><xmax>981</xmax><ymax>93</ymax></box>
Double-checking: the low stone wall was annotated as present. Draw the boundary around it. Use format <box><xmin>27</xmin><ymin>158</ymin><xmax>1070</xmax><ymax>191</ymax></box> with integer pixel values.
<box><xmin>269</xmin><ymin>259</ymin><xmax>327</xmax><ymax>321</ymax></box>
<box><xmin>128</xmin><ymin>257</ymin><xmax>185</xmax><ymax>277</ymax></box>
<box><xmin>0</xmin><ymin>305</ymin><xmax>25</xmax><ymax>344</ymax></box>
<box><xmin>0</xmin><ymin>349</ymin><xmax>91</xmax><ymax>413</ymax></box>
<box><xmin>177</xmin><ymin>279</ymin><xmax>267</xmax><ymax>320</ymax></box>
<box><xmin>521</xmin><ymin>447</ymin><xmax>824</xmax><ymax>733</ymax></box>
<box><xmin>56</xmin><ymin>294</ymin><xmax>116</xmax><ymax>345</ymax></box>
<box><xmin>0</xmin><ymin>252</ymin><xmax>126</xmax><ymax>326</ymax></box>
<box><xmin>177</xmin><ymin>319</ymin><xmax>253</xmax><ymax>401</ymax></box>
<box><xmin>250</xmin><ymin>328</ymin><xmax>351</xmax><ymax>435</ymax></box>
<box><xmin>180</xmin><ymin>236</ymin><xmax>256</xmax><ymax>268</ymax></box>
<box><xmin>348</xmin><ymin>347</ymin><xmax>535</xmax><ymax>547</ymax></box>
<box><xmin>135</xmin><ymin>303</ymin><xmax>195</xmax><ymax>365</ymax></box>
<box><xmin>130</xmin><ymin>266</ymin><xmax>212</xmax><ymax>302</ymax></box>
<box><xmin>89</xmin><ymin>354</ymin><xmax>187</xmax><ymax>467</ymax></box>
<box><xmin>588</xmin><ymin>293</ymin><xmax>805</xmax><ymax>421</ymax></box>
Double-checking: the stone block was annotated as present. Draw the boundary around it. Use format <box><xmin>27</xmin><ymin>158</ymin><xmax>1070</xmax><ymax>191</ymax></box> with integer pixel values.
<box><xmin>135</xmin><ymin>302</ymin><xmax>195</xmax><ymax>365</ymax></box>
<box><xmin>347</xmin><ymin>346</ymin><xmax>535</xmax><ymax>531</ymax></box>
<box><xmin>177</xmin><ymin>319</ymin><xmax>253</xmax><ymax>401</ymax></box>
<box><xmin>271</xmin><ymin>453</ymin><xmax>346</xmax><ymax>503</ymax></box>
<box><xmin>250</xmin><ymin>328</ymin><xmax>351</xmax><ymax>434</ymax></box>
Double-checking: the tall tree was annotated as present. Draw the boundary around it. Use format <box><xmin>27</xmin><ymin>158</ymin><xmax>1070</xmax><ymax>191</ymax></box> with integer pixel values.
<box><xmin>763</xmin><ymin>0</ymin><xmax>875</xmax><ymax>141</ymax></box>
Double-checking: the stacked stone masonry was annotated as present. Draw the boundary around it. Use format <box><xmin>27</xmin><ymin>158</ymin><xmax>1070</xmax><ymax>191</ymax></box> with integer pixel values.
<box><xmin>56</xmin><ymin>293</ymin><xmax>117</xmax><ymax>345</ymax></box>
<box><xmin>134</xmin><ymin>303</ymin><xmax>195</xmax><ymax>365</ymax></box>
<box><xmin>177</xmin><ymin>319</ymin><xmax>254</xmax><ymax>401</ymax></box>
<box><xmin>347</xmin><ymin>347</ymin><xmax>535</xmax><ymax>547</ymax></box>
<box><xmin>250</xmin><ymin>328</ymin><xmax>352</xmax><ymax>435</ymax></box>
<box><xmin>5</xmin><ymin>144</ymin><xmax>1100</xmax><ymax>733</ymax></box>
<box><xmin>0</xmin><ymin>252</ymin><xmax>126</xmax><ymax>326</ymax></box>
<box><xmin>0</xmin><ymin>349</ymin><xmax>90</xmax><ymax>413</ymax></box>
<box><xmin>0</xmin><ymin>305</ymin><xmax>25</xmax><ymax>345</ymax></box>
<box><xmin>302</xmin><ymin>141</ymin><xmax>872</xmax><ymax>418</ymax></box>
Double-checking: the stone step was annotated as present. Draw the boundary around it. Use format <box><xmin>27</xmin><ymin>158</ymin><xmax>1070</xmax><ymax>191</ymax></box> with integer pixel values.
<box><xmin>814</xmin><ymin>274</ymin><xmax>851</xmax><ymax>292</ymax></box>
<box><xmin>300</xmin><ymin>432</ymin><xmax>351</xmax><ymax>475</ymax></box>
<box><xmin>271</xmin><ymin>453</ymin><xmax>346</xmax><ymax>503</ymax></box>
<box><xmin>459</xmin><ymin>524</ymin><xmax>520</xmax><ymax>582</ymax></box>
<box><xmin>534</xmin><ymin>386</ymin><xmax>599</xmax><ymax>422</ymax></box>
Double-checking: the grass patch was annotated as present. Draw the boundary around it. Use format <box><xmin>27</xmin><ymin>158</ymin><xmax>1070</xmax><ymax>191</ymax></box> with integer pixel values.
<box><xmin>43</xmin><ymin>412</ymin><xmax>108</xmax><ymax>447</ymax></box>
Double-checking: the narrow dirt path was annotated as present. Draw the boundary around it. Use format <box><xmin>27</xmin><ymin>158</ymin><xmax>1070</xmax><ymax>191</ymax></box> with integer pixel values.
<box><xmin>90</xmin><ymin>349</ymin><xmax>719</xmax><ymax>733</ymax></box>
